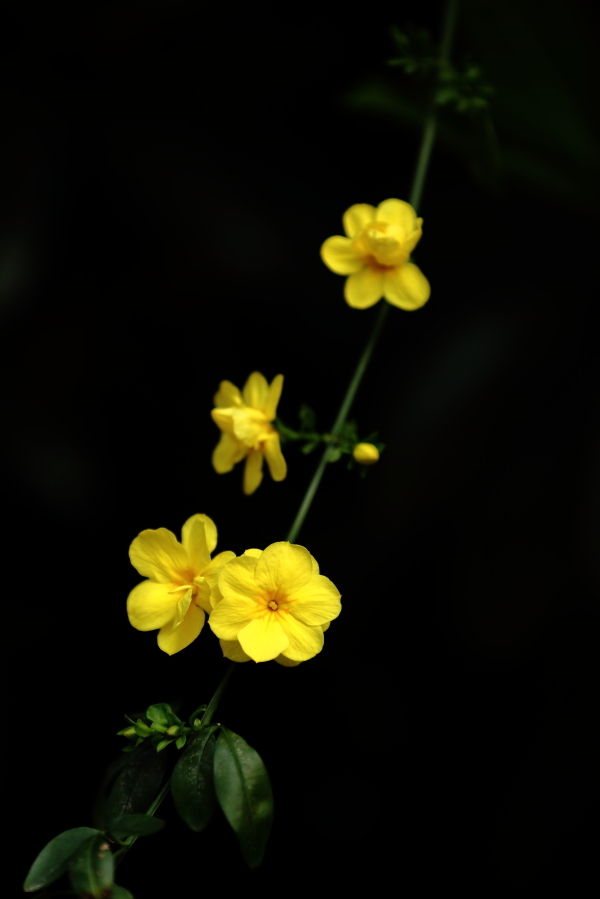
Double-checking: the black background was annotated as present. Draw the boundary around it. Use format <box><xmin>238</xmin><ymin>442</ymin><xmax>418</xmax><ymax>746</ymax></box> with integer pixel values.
<box><xmin>5</xmin><ymin>0</ymin><xmax>599</xmax><ymax>894</ymax></box>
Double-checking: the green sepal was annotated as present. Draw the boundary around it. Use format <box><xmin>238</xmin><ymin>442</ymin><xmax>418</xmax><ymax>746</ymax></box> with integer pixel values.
<box><xmin>213</xmin><ymin>727</ymin><xmax>273</xmax><ymax>868</ymax></box>
<box><xmin>134</xmin><ymin>719</ymin><xmax>152</xmax><ymax>737</ymax></box>
<box><xmin>172</xmin><ymin>726</ymin><xmax>218</xmax><ymax>832</ymax></box>
<box><xmin>68</xmin><ymin>833</ymin><xmax>114</xmax><ymax>899</ymax></box>
<box><xmin>176</xmin><ymin>734</ymin><xmax>187</xmax><ymax>750</ymax></box>
<box><xmin>23</xmin><ymin>827</ymin><xmax>101</xmax><ymax>892</ymax></box>
<box><xmin>326</xmin><ymin>446</ymin><xmax>343</xmax><ymax>463</ymax></box>
<box><xmin>156</xmin><ymin>738</ymin><xmax>173</xmax><ymax>752</ymax></box>
<box><xmin>301</xmin><ymin>440</ymin><xmax>319</xmax><ymax>454</ymax></box>
<box><xmin>105</xmin><ymin>742</ymin><xmax>167</xmax><ymax>837</ymax></box>
<box><xmin>106</xmin><ymin>814</ymin><xmax>165</xmax><ymax>838</ymax></box>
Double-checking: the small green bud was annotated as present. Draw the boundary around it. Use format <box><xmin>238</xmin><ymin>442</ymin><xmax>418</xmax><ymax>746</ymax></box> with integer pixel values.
<box><xmin>193</xmin><ymin>718</ymin><xmax>202</xmax><ymax>730</ymax></box>
<box><xmin>166</xmin><ymin>725</ymin><xmax>180</xmax><ymax>736</ymax></box>
<box><xmin>122</xmin><ymin>727</ymin><xmax>137</xmax><ymax>740</ymax></box>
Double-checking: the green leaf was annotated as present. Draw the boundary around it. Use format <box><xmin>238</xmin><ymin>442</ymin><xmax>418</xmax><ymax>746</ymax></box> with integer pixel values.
<box><xmin>68</xmin><ymin>834</ymin><xmax>114</xmax><ymax>899</ymax></box>
<box><xmin>172</xmin><ymin>726</ymin><xmax>218</xmax><ymax>832</ymax></box>
<box><xmin>146</xmin><ymin>703</ymin><xmax>172</xmax><ymax>724</ymax></box>
<box><xmin>23</xmin><ymin>827</ymin><xmax>101</xmax><ymax>892</ymax></box>
<box><xmin>156</xmin><ymin>739</ymin><xmax>173</xmax><ymax>752</ymax></box>
<box><xmin>111</xmin><ymin>887</ymin><xmax>134</xmax><ymax>899</ymax></box>
<box><xmin>326</xmin><ymin>446</ymin><xmax>342</xmax><ymax>463</ymax></box>
<box><xmin>175</xmin><ymin>734</ymin><xmax>187</xmax><ymax>750</ymax></box>
<box><xmin>188</xmin><ymin>704</ymin><xmax>206</xmax><ymax>726</ymax></box>
<box><xmin>105</xmin><ymin>743</ymin><xmax>167</xmax><ymax>837</ymax></box>
<box><xmin>213</xmin><ymin>727</ymin><xmax>273</xmax><ymax>868</ymax></box>
<box><xmin>106</xmin><ymin>814</ymin><xmax>165</xmax><ymax>837</ymax></box>
<box><xmin>301</xmin><ymin>440</ymin><xmax>319</xmax><ymax>455</ymax></box>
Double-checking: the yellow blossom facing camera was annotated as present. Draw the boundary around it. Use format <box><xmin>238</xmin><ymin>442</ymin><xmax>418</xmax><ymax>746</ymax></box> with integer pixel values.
<box><xmin>211</xmin><ymin>372</ymin><xmax>287</xmax><ymax>495</ymax></box>
<box><xmin>127</xmin><ymin>514</ymin><xmax>235</xmax><ymax>655</ymax></box>
<box><xmin>208</xmin><ymin>543</ymin><xmax>341</xmax><ymax>663</ymax></box>
<box><xmin>353</xmin><ymin>443</ymin><xmax>380</xmax><ymax>465</ymax></box>
<box><xmin>320</xmin><ymin>199</ymin><xmax>430</xmax><ymax>310</ymax></box>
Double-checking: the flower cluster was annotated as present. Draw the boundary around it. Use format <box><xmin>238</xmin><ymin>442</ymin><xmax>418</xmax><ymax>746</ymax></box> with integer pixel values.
<box><xmin>127</xmin><ymin>518</ymin><xmax>341</xmax><ymax>664</ymax></box>
<box><xmin>321</xmin><ymin>198</ymin><xmax>430</xmax><ymax>310</ymax></box>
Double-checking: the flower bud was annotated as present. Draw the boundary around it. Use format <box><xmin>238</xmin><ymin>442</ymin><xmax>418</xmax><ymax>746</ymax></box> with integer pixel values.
<box><xmin>166</xmin><ymin>725</ymin><xmax>180</xmax><ymax>736</ymax></box>
<box><xmin>122</xmin><ymin>727</ymin><xmax>137</xmax><ymax>740</ymax></box>
<box><xmin>353</xmin><ymin>443</ymin><xmax>379</xmax><ymax>465</ymax></box>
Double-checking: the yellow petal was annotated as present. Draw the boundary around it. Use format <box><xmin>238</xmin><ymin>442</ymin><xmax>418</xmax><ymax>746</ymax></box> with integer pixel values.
<box><xmin>275</xmin><ymin>654</ymin><xmax>302</xmax><ymax>667</ymax></box>
<box><xmin>403</xmin><ymin>222</ymin><xmax>423</xmax><ymax>256</ymax></box>
<box><xmin>218</xmin><ymin>553</ymin><xmax>259</xmax><ymax>600</ymax></box>
<box><xmin>169</xmin><ymin>585</ymin><xmax>193</xmax><ymax>632</ymax></box>
<box><xmin>279</xmin><ymin>614</ymin><xmax>324</xmax><ymax>661</ymax></box>
<box><xmin>243</xmin><ymin>548</ymin><xmax>263</xmax><ymax>559</ymax></box>
<box><xmin>376</xmin><ymin>198</ymin><xmax>418</xmax><ymax>231</ymax></box>
<box><xmin>220</xmin><ymin>639</ymin><xmax>251</xmax><ymax>662</ymax></box>
<box><xmin>342</xmin><ymin>203</ymin><xmax>377</xmax><ymax>238</ymax></box>
<box><xmin>242</xmin><ymin>371</ymin><xmax>269</xmax><ymax>410</ymax></box>
<box><xmin>238</xmin><ymin>616</ymin><xmax>289</xmax><ymax>662</ymax></box>
<box><xmin>320</xmin><ymin>236</ymin><xmax>364</xmax><ymax>275</ymax></box>
<box><xmin>231</xmin><ymin>408</ymin><xmax>270</xmax><ymax>445</ymax></box>
<box><xmin>212</xmin><ymin>432</ymin><xmax>248</xmax><ymax>474</ymax></box>
<box><xmin>205</xmin><ymin>550</ymin><xmax>236</xmax><ymax>606</ymax></box>
<box><xmin>193</xmin><ymin>577</ymin><xmax>212</xmax><ymax>614</ymax></box>
<box><xmin>310</xmin><ymin>555</ymin><xmax>319</xmax><ymax>574</ymax></box>
<box><xmin>180</xmin><ymin>515</ymin><xmax>211</xmax><ymax>573</ymax></box>
<box><xmin>243</xmin><ymin>449</ymin><xmax>264</xmax><ymax>495</ymax></box>
<box><xmin>254</xmin><ymin>542</ymin><xmax>313</xmax><ymax>596</ymax></box>
<box><xmin>214</xmin><ymin>380</ymin><xmax>242</xmax><ymax>408</ymax></box>
<box><xmin>288</xmin><ymin>574</ymin><xmax>342</xmax><ymax>626</ymax></box>
<box><xmin>209</xmin><ymin>595</ymin><xmax>257</xmax><ymax>640</ymax></box>
<box><xmin>157</xmin><ymin>603</ymin><xmax>205</xmax><ymax>655</ymax></box>
<box><xmin>129</xmin><ymin>528</ymin><xmax>188</xmax><ymax>582</ymax></box>
<box><xmin>211</xmin><ymin>407</ymin><xmax>235</xmax><ymax>434</ymax></box>
<box><xmin>264</xmin><ymin>433</ymin><xmax>287</xmax><ymax>482</ymax></box>
<box><xmin>127</xmin><ymin>579</ymin><xmax>176</xmax><ymax>631</ymax></box>
<box><xmin>182</xmin><ymin>513</ymin><xmax>218</xmax><ymax>555</ymax></box>
<box><xmin>383</xmin><ymin>262</ymin><xmax>430</xmax><ymax>310</ymax></box>
<box><xmin>344</xmin><ymin>268</ymin><xmax>383</xmax><ymax>309</ymax></box>
<box><xmin>263</xmin><ymin>374</ymin><xmax>284</xmax><ymax>421</ymax></box>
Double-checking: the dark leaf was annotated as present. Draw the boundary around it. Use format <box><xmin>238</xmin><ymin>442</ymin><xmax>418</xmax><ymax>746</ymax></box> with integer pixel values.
<box><xmin>213</xmin><ymin>727</ymin><xmax>273</xmax><ymax>868</ymax></box>
<box><xmin>68</xmin><ymin>834</ymin><xmax>114</xmax><ymax>899</ymax></box>
<box><xmin>111</xmin><ymin>887</ymin><xmax>134</xmax><ymax>899</ymax></box>
<box><xmin>23</xmin><ymin>827</ymin><xmax>100</xmax><ymax>892</ymax></box>
<box><xmin>105</xmin><ymin>743</ymin><xmax>167</xmax><ymax>838</ymax></box>
<box><xmin>172</xmin><ymin>726</ymin><xmax>218</xmax><ymax>832</ymax></box>
<box><xmin>106</xmin><ymin>814</ymin><xmax>165</xmax><ymax>837</ymax></box>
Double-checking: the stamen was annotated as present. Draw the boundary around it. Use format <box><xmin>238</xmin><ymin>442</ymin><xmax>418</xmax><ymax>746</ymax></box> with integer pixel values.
<box><xmin>268</xmin><ymin>600</ymin><xmax>278</xmax><ymax>611</ymax></box>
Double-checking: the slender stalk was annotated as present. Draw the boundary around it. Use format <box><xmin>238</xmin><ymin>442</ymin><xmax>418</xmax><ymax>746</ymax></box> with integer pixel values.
<box><xmin>287</xmin><ymin>0</ymin><xmax>460</xmax><ymax>545</ymax></box>
<box><xmin>201</xmin><ymin>660</ymin><xmax>236</xmax><ymax>725</ymax></box>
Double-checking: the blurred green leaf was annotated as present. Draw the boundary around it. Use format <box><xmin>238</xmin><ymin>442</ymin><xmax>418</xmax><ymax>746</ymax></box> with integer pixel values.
<box><xmin>68</xmin><ymin>834</ymin><xmax>114</xmax><ymax>899</ymax></box>
<box><xmin>172</xmin><ymin>726</ymin><xmax>218</xmax><ymax>832</ymax></box>
<box><xmin>111</xmin><ymin>887</ymin><xmax>134</xmax><ymax>899</ymax></box>
<box><xmin>298</xmin><ymin>403</ymin><xmax>316</xmax><ymax>432</ymax></box>
<box><xmin>213</xmin><ymin>727</ymin><xmax>273</xmax><ymax>869</ymax></box>
<box><xmin>105</xmin><ymin>743</ymin><xmax>167</xmax><ymax>837</ymax></box>
<box><xmin>23</xmin><ymin>827</ymin><xmax>100</xmax><ymax>892</ymax></box>
<box><xmin>301</xmin><ymin>441</ymin><xmax>320</xmax><ymax>454</ymax></box>
<box><xmin>146</xmin><ymin>703</ymin><xmax>172</xmax><ymax>725</ymax></box>
<box><xmin>106</xmin><ymin>814</ymin><xmax>165</xmax><ymax>838</ymax></box>
<box><xmin>326</xmin><ymin>447</ymin><xmax>343</xmax><ymax>463</ymax></box>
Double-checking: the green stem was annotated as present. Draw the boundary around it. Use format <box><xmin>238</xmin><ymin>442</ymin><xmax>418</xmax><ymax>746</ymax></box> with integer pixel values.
<box><xmin>113</xmin><ymin>662</ymin><xmax>236</xmax><ymax>870</ymax></box>
<box><xmin>287</xmin><ymin>0</ymin><xmax>460</xmax><ymax>545</ymax></box>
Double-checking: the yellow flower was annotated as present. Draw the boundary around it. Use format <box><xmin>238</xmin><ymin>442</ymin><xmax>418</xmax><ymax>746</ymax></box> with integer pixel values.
<box><xmin>320</xmin><ymin>198</ymin><xmax>430</xmax><ymax>310</ymax></box>
<box><xmin>211</xmin><ymin>372</ymin><xmax>287</xmax><ymax>495</ymax></box>
<box><xmin>127</xmin><ymin>514</ymin><xmax>235</xmax><ymax>655</ymax></box>
<box><xmin>208</xmin><ymin>543</ymin><xmax>341</xmax><ymax>663</ymax></box>
<box><xmin>353</xmin><ymin>443</ymin><xmax>380</xmax><ymax>465</ymax></box>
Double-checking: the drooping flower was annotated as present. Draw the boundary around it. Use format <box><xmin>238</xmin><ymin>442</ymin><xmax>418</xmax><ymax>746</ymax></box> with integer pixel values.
<box><xmin>320</xmin><ymin>198</ymin><xmax>430</xmax><ymax>310</ymax></box>
<box><xmin>208</xmin><ymin>542</ymin><xmax>341</xmax><ymax>663</ymax></box>
<box><xmin>211</xmin><ymin>372</ymin><xmax>287</xmax><ymax>495</ymax></box>
<box><xmin>353</xmin><ymin>443</ymin><xmax>380</xmax><ymax>465</ymax></box>
<box><xmin>127</xmin><ymin>514</ymin><xmax>235</xmax><ymax>655</ymax></box>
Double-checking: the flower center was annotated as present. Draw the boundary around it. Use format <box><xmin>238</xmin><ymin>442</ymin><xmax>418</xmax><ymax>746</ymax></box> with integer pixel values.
<box><xmin>267</xmin><ymin>600</ymin><xmax>279</xmax><ymax>611</ymax></box>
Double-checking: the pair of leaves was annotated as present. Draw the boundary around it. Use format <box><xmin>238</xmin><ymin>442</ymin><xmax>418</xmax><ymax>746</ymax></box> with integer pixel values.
<box><xmin>172</xmin><ymin>726</ymin><xmax>273</xmax><ymax>868</ymax></box>
<box><xmin>105</xmin><ymin>741</ymin><xmax>167</xmax><ymax>838</ymax></box>
<box><xmin>23</xmin><ymin>828</ymin><xmax>133</xmax><ymax>897</ymax></box>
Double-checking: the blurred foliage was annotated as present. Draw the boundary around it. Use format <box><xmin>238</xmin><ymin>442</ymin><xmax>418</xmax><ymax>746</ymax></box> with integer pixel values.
<box><xmin>344</xmin><ymin>0</ymin><xmax>600</xmax><ymax>211</ymax></box>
